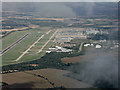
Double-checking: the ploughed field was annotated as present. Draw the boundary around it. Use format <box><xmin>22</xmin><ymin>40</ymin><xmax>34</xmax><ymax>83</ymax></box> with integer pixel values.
<box><xmin>2</xmin><ymin>27</ymin><xmax>55</xmax><ymax>66</ymax></box>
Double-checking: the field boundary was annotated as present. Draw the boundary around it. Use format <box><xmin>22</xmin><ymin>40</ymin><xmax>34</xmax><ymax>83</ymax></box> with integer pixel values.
<box><xmin>78</xmin><ymin>42</ymin><xmax>84</xmax><ymax>52</ymax></box>
<box><xmin>37</xmin><ymin>30</ymin><xmax>57</xmax><ymax>53</ymax></box>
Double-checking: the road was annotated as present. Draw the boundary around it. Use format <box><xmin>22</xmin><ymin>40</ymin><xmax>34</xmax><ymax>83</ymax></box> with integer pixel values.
<box><xmin>38</xmin><ymin>30</ymin><xmax>57</xmax><ymax>53</ymax></box>
<box><xmin>15</xmin><ymin>30</ymin><xmax>57</xmax><ymax>61</ymax></box>
<box><xmin>15</xmin><ymin>34</ymin><xmax>45</xmax><ymax>61</ymax></box>
<box><xmin>0</xmin><ymin>34</ymin><xmax>29</xmax><ymax>56</ymax></box>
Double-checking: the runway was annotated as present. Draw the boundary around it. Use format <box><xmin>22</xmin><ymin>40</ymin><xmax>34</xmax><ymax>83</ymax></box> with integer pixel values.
<box><xmin>0</xmin><ymin>33</ymin><xmax>29</xmax><ymax>56</ymax></box>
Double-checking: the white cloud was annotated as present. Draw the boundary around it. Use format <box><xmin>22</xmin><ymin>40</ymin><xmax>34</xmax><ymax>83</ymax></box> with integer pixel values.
<box><xmin>2</xmin><ymin>0</ymin><xmax>119</xmax><ymax>2</ymax></box>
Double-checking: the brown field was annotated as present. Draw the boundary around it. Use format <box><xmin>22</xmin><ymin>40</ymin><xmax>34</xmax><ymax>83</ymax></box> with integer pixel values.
<box><xmin>2</xmin><ymin>27</ymin><xmax>29</xmax><ymax>32</ymax></box>
<box><xmin>97</xmin><ymin>25</ymin><xmax>117</xmax><ymax>28</ymax></box>
<box><xmin>61</xmin><ymin>53</ymin><xmax>97</xmax><ymax>64</ymax></box>
<box><xmin>2</xmin><ymin>68</ymin><xmax>92</xmax><ymax>88</ymax></box>
<box><xmin>2</xmin><ymin>25</ymin><xmax>39</xmax><ymax>32</ymax></box>
<box><xmin>83</xmin><ymin>24</ymin><xmax>94</xmax><ymax>26</ymax></box>
<box><xmin>2</xmin><ymin>72</ymin><xmax>53</xmax><ymax>88</ymax></box>
<box><xmin>35</xmin><ymin>18</ymin><xmax>65</xmax><ymax>21</ymax></box>
<box><xmin>25</xmin><ymin>68</ymin><xmax>92</xmax><ymax>88</ymax></box>
<box><xmin>61</xmin><ymin>56</ymin><xmax>84</xmax><ymax>64</ymax></box>
<box><xmin>61</xmin><ymin>47</ymin><xmax>105</xmax><ymax>64</ymax></box>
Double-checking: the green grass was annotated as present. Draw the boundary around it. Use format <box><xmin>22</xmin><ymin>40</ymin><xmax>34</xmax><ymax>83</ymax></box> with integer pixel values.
<box><xmin>2</xmin><ymin>31</ymin><xmax>28</xmax><ymax>50</ymax></box>
<box><xmin>2</xmin><ymin>27</ymin><xmax>54</xmax><ymax>66</ymax></box>
<box><xmin>18</xmin><ymin>31</ymin><xmax>55</xmax><ymax>62</ymax></box>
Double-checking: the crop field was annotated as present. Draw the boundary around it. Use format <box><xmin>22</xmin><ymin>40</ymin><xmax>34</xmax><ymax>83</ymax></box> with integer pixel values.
<box><xmin>2</xmin><ymin>71</ymin><xmax>53</xmax><ymax>88</ymax></box>
<box><xmin>24</xmin><ymin>68</ymin><xmax>92</xmax><ymax>88</ymax></box>
<box><xmin>2</xmin><ymin>27</ymin><xmax>56</xmax><ymax>66</ymax></box>
<box><xmin>61</xmin><ymin>56</ymin><xmax>83</xmax><ymax>64</ymax></box>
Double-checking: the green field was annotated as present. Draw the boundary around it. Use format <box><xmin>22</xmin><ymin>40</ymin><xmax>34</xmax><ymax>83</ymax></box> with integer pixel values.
<box><xmin>2</xmin><ymin>27</ymin><xmax>55</xmax><ymax>66</ymax></box>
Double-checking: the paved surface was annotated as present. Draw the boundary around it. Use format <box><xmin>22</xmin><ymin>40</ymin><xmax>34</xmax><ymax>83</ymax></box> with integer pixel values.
<box><xmin>15</xmin><ymin>30</ymin><xmax>57</xmax><ymax>61</ymax></box>
<box><xmin>15</xmin><ymin>34</ymin><xmax>45</xmax><ymax>61</ymax></box>
<box><xmin>0</xmin><ymin>34</ymin><xmax>29</xmax><ymax>56</ymax></box>
<box><xmin>38</xmin><ymin>30</ymin><xmax>57</xmax><ymax>53</ymax></box>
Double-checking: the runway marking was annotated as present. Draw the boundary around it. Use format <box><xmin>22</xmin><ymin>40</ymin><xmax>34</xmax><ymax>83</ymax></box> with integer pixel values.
<box><xmin>0</xmin><ymin>34</ymin><xmax>29</xmax><ymax>56</ymax></box>
<box><xmin>15</xmin><ymin>34</ymin><xmax>45</xmax><ymax>61</ymax></box>
<box><xmin>37</xmin><ymin>30</ymin><xmax>57</xmax><ymax>53</ymax></box>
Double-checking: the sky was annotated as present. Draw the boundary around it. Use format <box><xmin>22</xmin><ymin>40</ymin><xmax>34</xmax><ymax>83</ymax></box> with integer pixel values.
<box><xmin>1</xmin><ymin>0</ymin><xmax>119</xmax><ymax>2</ymax></box>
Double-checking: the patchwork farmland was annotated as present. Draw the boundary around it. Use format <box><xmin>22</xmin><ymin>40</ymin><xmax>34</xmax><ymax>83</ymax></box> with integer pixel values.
<box><xmin>2</xmin><ymin>27</ymin><xmax>56</xmax><ymax>66</ymax></box>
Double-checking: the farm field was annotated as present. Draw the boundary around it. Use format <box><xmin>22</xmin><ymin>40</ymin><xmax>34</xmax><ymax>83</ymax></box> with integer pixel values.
<box><xmin>2</xmin><ymin>27</ymin><xmax>56</xmax><ymax>66</ymax></box>
<box><xmin>2</xmin><ymin>71</ymin><xmax>53</xmax><ymax>88</ymax></box>
<box><xmin>61</xmin><ymin>47</ymin><xmax>113</xmax><ymax>64</ymax></box>
<box><xmin>2</xmin><ymin>68</ymin><xmax>92</xmax><ymax>88</ymax></box>
<box><xmin>61</xmin><ymin>56</ymin><xmax>83</xmax><ymax>64</ymax></box>
<box><xmin>24</xmin><ymin>68</ymin><xmax>92</xmax><ymax>88</ymax></box>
